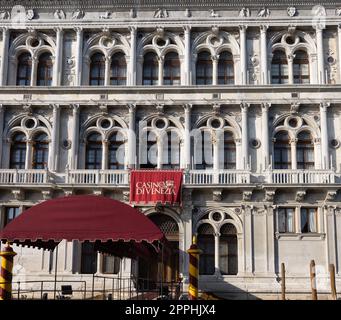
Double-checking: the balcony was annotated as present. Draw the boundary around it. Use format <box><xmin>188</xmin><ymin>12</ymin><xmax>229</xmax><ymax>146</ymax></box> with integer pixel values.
<box><xmin>184</xmin><ymin>170</ymin><xmax>251</xmax><ymax>185</ymax></box>
<box><xmin>0</xmin><ymin>169</ymin><xmax>338</xmax><ymax>188</ymax></box>
<box><xmin>0</xmin><ymin>169</ymin><xmax>50</xmax><ymax>185</ymax></box>
<box><xmin>64</xmin><ymin>170</ymin><xmax>128</xmax><ymax>186</ymax></box>
<box><xmin>268</xmin><ymin>169</ymin><xmax>336</xmax><ymax>185</ymax></box>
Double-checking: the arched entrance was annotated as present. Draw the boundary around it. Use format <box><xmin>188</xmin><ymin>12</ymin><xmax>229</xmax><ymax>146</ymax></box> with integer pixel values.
<box><xmin>138</xmin><ymin>213</ymin><xmax>180</xmax><ymax>284</ymax></box>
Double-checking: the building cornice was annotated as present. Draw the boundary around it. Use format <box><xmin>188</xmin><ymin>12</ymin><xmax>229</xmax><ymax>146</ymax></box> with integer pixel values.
<box><xmin>0</xmin><ymin>0</ymin><xmax>341</xmax><ymax>10</ymax></box>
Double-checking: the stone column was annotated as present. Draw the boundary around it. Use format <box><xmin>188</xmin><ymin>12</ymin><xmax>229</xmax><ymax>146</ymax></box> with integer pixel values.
<box><xmin>316</xmin><ymin>26</ymin><xmax>326</xmax><ymax>85</ymax></box>
<box><xmin>53</xmin><ymin>27</ymin><xmax>64</xmax><ymax>86</ymax></box>
<box><xmin>212</xmin><ymin>55</ymin><xmax>218</xmax><ymax>85</ymax></box>
<box><xmin>0</xmin><ymin>105</ymin><xmax>4</xmax><ymax>167</ymax></box>
<box><xmin>260</xmin><ymin>25</ymin><xmax>269</xmax><ymax>85</ymax></box>
<box><xmin>70</xmin><ymin>104</ymin><xmax>80</xmax><ymax>169</ymax></box>
<box><xmin>25</xmin><ymin>140</ymin><xmax>33</xmax><ymax>169</ymax></box>
<box><xmin>338</xmin><ymin>25</ymin><xmax>341</xmax><ymax>83</ymax></box>
<box><xmin>241</xmin><ymin>103</ymin><xmax>250</xmax><ymax>170</ymax></box>
<box><xmin>325</xmin><ymin>206</ymin><xmax>337</xmax><ymax>268</ymax></box>
<box><xmin>261</xmin><ymin>103</ymin><xmax>271</xmax><ymax>168</ymax></box>
<box><xmin>290</xmin><ymin>138</ymin><xmax>297</xmax><ymax>170</ymax></box>
<box><xmin>31</xmin><ymin>56</ymin><xmax>38</xmax><ymax>86</ymax></box>
<box><xmin>184</xmin><ymin>25</ymin><xmax>191</xmax><ymax>85</ymax></box>
<box><xmin>50</xmin><ymin>104</ymin><xmax>60</xmax><ymax>171</ymax></box>
<box><xmin>104</xmin><ymin>56</ymin><xmax>111</xmax><ymax>86</ymax></box>
<box><xmin>214</xmin><ymin>232</ymin><xmax>221</xmax><ymax>276</ymax></box>
<box><xmin>213</xmin><ymin>132</ymin><xmax>221</xmax><ymax>171</ymax></box>
<box><xmin>127</xmin><ymin>104</ymin><xmax>136</xmax><ymax>168</ymax></box>
<box><xmin>181</xmin><ymin>190</ymin><xmax>193</xmax><ymax>287</ymax></box>
<box><xmin>0</xmin><ymin>27</ymin><xmax>9</xmax><ymax>86</ymax></box>
<box><xmin>243</xmin><ymin>205</ymin><xmax>253</xmax><ymax>275</ymax></box>
<box><xmin>320</xmin><ymin>102</ymin><xmax>330</xmax><ymax>169</ymax></box>
<box><xmin>75</xmin><ymin>28</ymin><xmax>83</xmax><ymax>86</ymax></box>
<box><xmin>266</xmin><ymin>206</ymin><xmax>275</xmax><ymax>274</ymax></box>
<box><xmin>239</xmin><ymin>25</ymin><xmax>248</xmax><ymax>85</ymax></box>
<box><xmin>158</xmin><ymin>56</ymin><xmax>164</xmax><ymax>86</ymax></box>
<box><xmin>184</xmin><ymin>104</ymin><xmax>192</xmax><ymax>169</ymax></box>
<box><xmin>287</xmin><ymin>54</ymin><xmax>294</xmax><ymax>84</ymax></box>
<box><xmin>129</xmin><ymin>26</ymin><xmax>137</xmax><ymax>86</ymax></box>
<box><xmin>102</xmin><ymin>139</ymin><xmax>108</xmax><ymax>170</ymax></box>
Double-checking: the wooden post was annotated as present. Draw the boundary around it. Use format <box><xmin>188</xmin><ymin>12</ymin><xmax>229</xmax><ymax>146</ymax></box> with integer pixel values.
<box><xmin>329</xmin><ymin>264</ymin><xmax>337</xmax><ymax>300</ymax></box>
<box><xmin>281</xmin><ymin>263</ymin><xmax>286</xmax><ymax>300</ymax></box>
<box><xmin>310</xmin><ymin>260</ymin><xmax>318</xmax><ymax>300</ymax></box>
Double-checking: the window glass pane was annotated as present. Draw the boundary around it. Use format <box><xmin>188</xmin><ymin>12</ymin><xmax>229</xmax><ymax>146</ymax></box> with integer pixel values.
<box><xmin>5</xmin><ymin>207</ymin><xmax>20</xmax><ymax>226</ymax></box>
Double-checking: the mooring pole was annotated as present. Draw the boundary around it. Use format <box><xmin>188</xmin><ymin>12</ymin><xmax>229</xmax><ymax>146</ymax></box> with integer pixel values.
<box><xmin>187</xmin><ymin>235</ymin><xmax>202</xmax><ymax>300</ymax></box>
<box><xmin>0</xmin><ymin>242</ymin><xmax>17</xmax><ymax>300</ymax></box>
<box><xmin>281</xmin><ymin>263</ymin><xmax>286</xmax><ymax>301</ymax></box>
<box><xmin>329</xmin><ymin>264</ymin><xmax>337</xmax><ymax>300</ymax></box>
<box><xmin>310</xmin><ymin>260</ymin><xmax>318</xmax><ymax>300</ymax></box>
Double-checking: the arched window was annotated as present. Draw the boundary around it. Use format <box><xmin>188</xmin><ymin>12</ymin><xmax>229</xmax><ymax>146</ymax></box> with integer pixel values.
<box><xmin>293</xmin><ymin>50</ymin><xmax>310</xmax><ymax>84</ymax></box>
<box><xmin>143</xmin><ymin>52</ymin><xmax>158</xmax><ymax>85</ymax></box>
<box><xmin>218</xmin><ymin>51</ymin><xmax>234</xmax><ymax>85</ymax></box>
<box><xmin>195</xmin><ymin>131</ymin><xmax>213</xmax><ymax>170</ymax></box>
<box><xmin>219</xmin><ymin>224</ymin><xmax>238</xmax><ymax>275</ymax></box>
<box><xmin>85</xmin><ymin>133</ymin><xmax>102</xmax><ymax>169</ymax></box>
<box><xmin>224</xmin><ymin>131</ymin><xmax>236</xmax><ymax>169</ymax></box>
<box><xmin>198</xmin><ymin>223</ymin><xmax>215</xmax><ymax>275</ymax></box>
<box><xmin>196</xmin><ymin>51</ymin><xmax>212</xmax><ymax>85</ymax></box>
<box><xmin>274</xmin><ymin>132</ymin><xmax>291</xmax><ymax>169</ymax></box>
<box><xmin>37</xmin><ymin>52</ymin><xmax>53</xmax><ymax>86</ymax></box>
<box><xmin>163</xmin><ymin>52</ymin><xmax>180</xmax><ymax>85</ymax></box>
<box><xmin>140</xmin><ymin>131</ymin><xmax>157</xmax><ymax>169</ymax></box>
<box><xmin>271</xmin><ymin>50</ymin><xmax>288</xmax><ymax>84</ymax></box>
<box><xmin>10</xmin><ymin>133</ymin><xmax>26</xmax><ymax>169</ymax></box>
<box><xmin>89</xmin><ymin>53</ymin><xmax>105</xmax><ymax>86</ymax></box>
<box><xmin>297</xmin><ymin>131</ymin><xmax>314</xmax><ymax>169</ymax></box>
<box><xmin>108</xmin><ymin>132</ymin><xmax>125</xmax><ymax>169</ymax></box>
<box><xmin>163</xmin><ymin>131</ymin><xmax>180</xmax><ymax>169</ymax></box>
<box><xmin>32</xmin><ymin>133</ymin><xmax>49</xmax><ymax>169</ymax></box>
<box><xmin>16</xmin><ymin>52</ymin><xmax>32</xmax><ymax>86</ymax></box>
<box><xmin>110</xmin><ymin>52</ymin><xmax>127</xmax><ymax>85</ymax></box>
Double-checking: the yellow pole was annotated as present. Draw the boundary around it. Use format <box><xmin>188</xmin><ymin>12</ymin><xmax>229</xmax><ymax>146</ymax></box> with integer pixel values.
<box><xmin>0</xmin><ymin>243</ymin><xmax>17</xmax><ymax>300</ymax></box>
<box><xmin>187</xmin><ymin>235</ymin><xmax>202</xmax><ymax>300</ymax></box>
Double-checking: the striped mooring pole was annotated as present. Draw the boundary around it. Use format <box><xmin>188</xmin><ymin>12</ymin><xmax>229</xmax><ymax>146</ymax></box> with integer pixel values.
<box><xmin>187</xmin><ymin>235</ymin><xmax>202</xmax><ymax>300</ymax></box>
<box><xmin>0</xmin><ymin>243</ymin><xmax>17</xmax><ymax>300</ymax></box>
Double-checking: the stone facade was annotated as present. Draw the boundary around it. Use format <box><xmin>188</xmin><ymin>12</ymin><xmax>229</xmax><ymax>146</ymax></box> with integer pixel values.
<box><xmin>0</xmin><ymin>0</ymin><xmax>341</xmax><ymax>299</ymax></box>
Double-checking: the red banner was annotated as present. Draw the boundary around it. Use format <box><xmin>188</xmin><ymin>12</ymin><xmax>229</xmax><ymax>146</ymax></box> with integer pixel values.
<box><xmin>130</xmin><ymin>170</ymin><xmax>183</xmax><ymax>205</ymax></box>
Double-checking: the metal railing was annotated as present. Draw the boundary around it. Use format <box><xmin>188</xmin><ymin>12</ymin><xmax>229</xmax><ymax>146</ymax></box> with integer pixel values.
<box><xmin>0</xmin><ymin>280</ymin><xmax>87</xmax><ymax>300</ymax></box>
<box><xmin>91</xmin><ymin>275</ymin><xmax>183</xmax><ymax>300</ymax></box>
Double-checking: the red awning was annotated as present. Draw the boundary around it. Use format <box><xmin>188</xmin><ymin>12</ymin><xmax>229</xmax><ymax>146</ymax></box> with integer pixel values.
<box><xmin>0</xmin><ymin>195</ymin><xmax>166</xmax><ymax>258</ymax></box>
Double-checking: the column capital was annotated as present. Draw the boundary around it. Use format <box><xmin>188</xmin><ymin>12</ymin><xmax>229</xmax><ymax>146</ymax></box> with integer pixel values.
<box><xmin>71</xmin><ymin>103</ymin><xmax>80</xmax><ymax>113</ymax></box>
<box><xmin>1</xmin><ymin>26</ymin><xmax>9</xmax><ymax>33</ymax></box>
<box><xmin>239</xmin><ymin>25</ymin><xmax>248</xmax><ymax>32</ymax></box>
<box><xmin>183</xmin><ymin>103</ymin><xmax>192</xmax><ymax>112</ymax></box>
<box><xmin>54</xmin><ymin>26</ymin><xmax>64</xmax><ymax>34</ymax></box>
<box><xmin>260</xmin><ymin>24</ymin><xmax>269</xmax><ymax>32</ymax></box>
<box><xmin>183</xmin><ymin>25</ymin><xmax>192</xmax><ymax>33</ymax></box>
<box><xmin>74</xmin><ymin>27</ymin><xmax>83</xmax><ymax>34</ymax></box>
<box><xmin>320</xmin><ymin>102</ymin><xmax>330</xmax><ymax>111</ymax></box>
<box><xmin>50</xmin><ymin>103</ymin><xmax>60</xmax><ymax>112</ymax></box>
<box><xmin>128</xmin><ymin>26</ymin><xmax>137</xmax><ymax>33</ymax></box>
<box><xmin>127</xmin><ymin>103</ymin><xmax>136</xmax><ymax>113</ymax></box>
<box><xmin>261</xmin><ymin>102</ymin><xmax>271</xmax><ymax>111</ymax></box>
<box><xmin>240</xmin><ymin>102</ymin><xmax>250</xmax><ymax>111</ymax></box>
